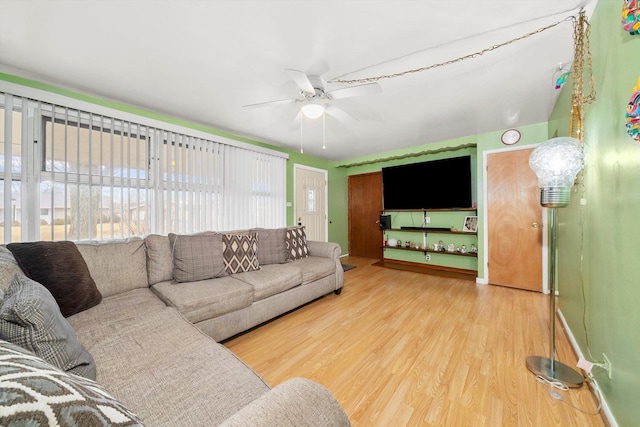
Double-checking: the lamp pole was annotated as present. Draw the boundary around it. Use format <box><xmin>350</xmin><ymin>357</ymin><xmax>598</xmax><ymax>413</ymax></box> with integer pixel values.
<box><xmin>525</xmin><ymin>205</ymin><xmax>583</xmax><ymax>388</ymax></box>
<box><xmin>526</xmin><ymin>137</ymin><xmax>585</xmax><ymax>388</ymax></box>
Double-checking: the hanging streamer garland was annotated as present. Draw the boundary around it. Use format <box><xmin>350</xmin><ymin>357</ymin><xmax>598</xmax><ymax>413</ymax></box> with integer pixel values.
<box><xmin>622</xmin><ymin>0</ymin><xmax>640</xmax><ymax>35</ymax></box>
<box><xmin>329</xmin><ymin>14</ymin><xmax>577</xmax><ymax>85</ymax></box>
<box><xmin>626</xmin><ymin>78</ymin><xmax>640</xmax><ymax>141</ymax></box>
<box><xmin>569</xmin><ymin>11</ymin><xmax>596</xmax><ymax>140</ymax></box>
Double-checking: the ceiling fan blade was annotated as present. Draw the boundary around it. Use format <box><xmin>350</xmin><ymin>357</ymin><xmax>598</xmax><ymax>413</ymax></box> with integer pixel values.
<box><xmin>242</xmin><ymin>98</ymin><xmax>296</xmax><ymax>109</ymax></box>
<box><xmin>326</xmin><ymin>82</ymin><xmax>382</xmax><ymax>100</ymax></box>
<box><xmin>325</xmin><ymin>105</ymin><xmax>358</xmax><ymax>126</ymax></box>
<box><xmin>285</xmin><ymin>68</ymin><xmax>315</xmax><ymax>95</ymax></box>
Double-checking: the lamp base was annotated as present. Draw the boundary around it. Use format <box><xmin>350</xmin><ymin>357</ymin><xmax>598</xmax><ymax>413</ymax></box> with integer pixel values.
<box><xmin>526</xmin><ymin>356</ymin><xmax>583</xmax><ymax>388</ymax></box>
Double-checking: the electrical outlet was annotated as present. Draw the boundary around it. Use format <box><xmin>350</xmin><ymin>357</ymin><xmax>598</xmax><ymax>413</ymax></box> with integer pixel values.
<box><xmin>425</xmin><ymin>216</ymin><xmax>430</xmax><ymax>224</ymax></box>
<box><xmin>602</xmin><ymin>353</ymin><xmax>612</xmax><ymax>379</ymax></box>
<box><xmin>577</xmin><ymin>357</ymin><xmax>594</xmax><ymax>373</ymax></box>
<box><xmin>425</xmin><ymin>254</ymin><xmax>431</xmax><ymax>262</ymax></box>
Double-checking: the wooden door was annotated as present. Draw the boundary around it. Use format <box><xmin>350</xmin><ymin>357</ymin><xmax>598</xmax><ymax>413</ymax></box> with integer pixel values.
<box><xmin>348</xmin><ymin>172</ymin><xmax>383</xmax><ymax>258</ymax></box>
<box><xmin>487</xmin><ymin>148</ymin><xmax>543</xmax><ymax>291</ymax></box>
<box><xmin>294</xmin><ymin>165</ymin><xmax>327</xmax><ymax>241</ymax></box>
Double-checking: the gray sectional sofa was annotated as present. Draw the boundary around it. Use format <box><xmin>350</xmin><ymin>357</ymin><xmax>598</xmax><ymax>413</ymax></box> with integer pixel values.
<box><xmin>0</xmin><ymin>228</ymin><xmax>349</xmax><ymax>426</ymax></box>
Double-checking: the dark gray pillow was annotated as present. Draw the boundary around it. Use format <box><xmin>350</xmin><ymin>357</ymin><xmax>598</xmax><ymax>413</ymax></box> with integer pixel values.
<box><xmin>169</xmin><ymin>233</ymin><xmax>228</xmax><ymax>282</ymax></box>
<box><xmin>250</xmin><ymin>228</ymin><xmax>288</xmax><ymax>265</ymax></box>
<box><xmin>0</xmin><ymin>339</ymin><xmax>143</xmax><ymax>426</ymax></box>
<box><xmin>6</xmin><ymin>241</ymin><xmax>102</xmax><ymax>317</ymax></box>
<box><xmin>0</xmin><ymin>273</ymin><xmax>96</xmax><ymax>379</ymax></box>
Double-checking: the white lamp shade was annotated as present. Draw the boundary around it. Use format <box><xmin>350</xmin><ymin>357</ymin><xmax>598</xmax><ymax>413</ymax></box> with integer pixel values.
<box><xmin>301</xmin><ymin>102</ymin><xmax>325</xmax><ymax>119</ymax></box>
<box><xmin>529</xmin><ymin>137</ymin><xmax>583</xmax><ymax>188</ymax></box>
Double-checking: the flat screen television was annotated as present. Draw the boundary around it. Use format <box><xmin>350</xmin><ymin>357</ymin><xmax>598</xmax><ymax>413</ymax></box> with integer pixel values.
<box><xmin>382</xmin><ymin>156</ymin><xmax>472</xmax><ymax>210</ymax></box>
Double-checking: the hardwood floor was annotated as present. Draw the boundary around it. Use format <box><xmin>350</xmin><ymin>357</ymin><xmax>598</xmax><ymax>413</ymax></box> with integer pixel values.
<box><xmin>224</xmin><ymin>257</ymin><xmax>605</xmax><ymax>426</ymax></box>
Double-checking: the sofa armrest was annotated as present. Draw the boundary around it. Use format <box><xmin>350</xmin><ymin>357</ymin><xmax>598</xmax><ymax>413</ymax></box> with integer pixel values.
<box><xmin>307</xmin><ymin>241</ymin><xmax>341</xmax><ymax>260</ymax></box>
<box><xmin>306</xmin><ymin>241</ymin><xmax>344</xmax><ymax>292</ymax></box>
<box><xmin>219</xmin><ymin>378</ymin><xmax>350</xmax><ymax>427</ymax></box>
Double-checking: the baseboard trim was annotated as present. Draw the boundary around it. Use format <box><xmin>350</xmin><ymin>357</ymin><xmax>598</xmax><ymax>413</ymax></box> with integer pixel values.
<box><xmin>557</xmin><ymin>309</ymin><xmax>618</xmax><ymax>427</ymax></box>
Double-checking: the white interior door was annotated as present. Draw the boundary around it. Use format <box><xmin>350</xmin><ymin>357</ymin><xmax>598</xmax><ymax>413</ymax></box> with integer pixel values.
<box><xmin>294</xmin><ymin>165</ymin><xmax>327</xmax><ymax>242</ymax></box>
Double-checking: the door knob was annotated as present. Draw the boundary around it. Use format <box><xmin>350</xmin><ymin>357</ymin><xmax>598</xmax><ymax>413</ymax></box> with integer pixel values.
<box><xmin>531</xmin><ymin>222</ymin><xmax>540</xmax><ymax>228</ymax></box>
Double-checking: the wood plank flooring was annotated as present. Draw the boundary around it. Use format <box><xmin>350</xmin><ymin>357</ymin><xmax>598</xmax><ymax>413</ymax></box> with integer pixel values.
<box><xmin>224</xmin><ymin>257</ymin><xmax>605</xmax><ymax>426</ymax></box>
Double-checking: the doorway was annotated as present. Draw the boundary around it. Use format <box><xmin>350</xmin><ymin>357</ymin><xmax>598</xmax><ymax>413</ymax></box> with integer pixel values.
<box><xmin>486</xmin><ymin>148</ymin><xmax>544</xmax><ymax>291</ymax></box>
<box><xmin>348</xmin><ymin>172</ymin><xmax>383</xmax><ymax>258</ymax></box>
<box><xmin>294</xmin><ymin>165</ymin><xmax>327</xmax><ymax>241</ymax></box>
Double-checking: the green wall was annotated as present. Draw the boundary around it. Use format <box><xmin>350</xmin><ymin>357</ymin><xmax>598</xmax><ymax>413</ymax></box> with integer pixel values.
<box><xmin>335</xmin><ymin>138</ymin><xmax>477</xmax><ymax>269</ymax></box>
<box><xmin>550</xmin><ymin>1</ymin><xmax>640</xmax><ymax>425</ymax></box>
<box><xmin>333</xmin><ymin>123</ymin><xmax>550</xmax><ymax>278</ymax></box>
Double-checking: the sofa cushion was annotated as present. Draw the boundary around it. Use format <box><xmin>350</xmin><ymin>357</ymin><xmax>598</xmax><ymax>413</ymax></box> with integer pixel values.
<box><xmin>250</xmin><ymin>228</ymin><xmax>288</xmax><ymax>265</ymax></box>
<box><xmin>169</xmin><ymin>233</ymin><xmax>228</xmax><ymax>282</ymax></box>
<box><xmin>151</xmin><ymin>276</ymin><xmax>253</xmax><ymax>323</ymax></box>
<box><xmin>0</xmin><ymin>339</ymin><xmax>143</xmax><ymax>426</ymax></box>
<box><xmin>0</xmin><ymin>273</ymin><xmax>96</xmax><ymax>379</ymax></box>
<box><xmin>6</xmin><ymin>241</ymin><xmax>102</xmax><ymax>317</ymax></box>
<box><xmin>68</xmin><ymin>298</ymin><xmax>270</xmax><ymax>425</ymax></box>
<box><xmin>285</xmin><ymin>226</ymin><xmax>310</xmax><ymax>261</ymax></box>
<box><xmin>76</xmin><ymin>238</ymin><xmax>149</xmax><ymax>298</ymax></box>
<box><xmin>0</xmin><ymin>246</ymin><xmax>21</xmax><ymax>292</ymax></box>
<box><xmin>144</xmin><ymin>234</ymin><xmax>173</xmax><ymax>286</ymax></box>
<box><xmin>289</xmin><ymin>256</ymin><xmax>336</xmax><ymax>285</ymax></box>
<box><xmin>223</xmin><ymin>233</ymin><xmax>260</xmax><ymax>274</ymax></box>
<box><xmin>233</xmin><ymin>264</ymin><xmax>302</xmax><ymax>301</ymax></box>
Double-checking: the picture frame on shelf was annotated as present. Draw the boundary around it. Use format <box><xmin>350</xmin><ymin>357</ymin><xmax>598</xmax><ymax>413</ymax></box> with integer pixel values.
<box><xmin>463</xmin><ymin>216</ymin><xmax>478</xmax><ymax>233</ymax></box>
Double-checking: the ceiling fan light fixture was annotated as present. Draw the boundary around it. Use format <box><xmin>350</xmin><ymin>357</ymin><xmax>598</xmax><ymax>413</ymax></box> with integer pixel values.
<box><xmin>301</xmin><ymin>102</ymin><xmax>325</xmax><ymax>119</ymax></box>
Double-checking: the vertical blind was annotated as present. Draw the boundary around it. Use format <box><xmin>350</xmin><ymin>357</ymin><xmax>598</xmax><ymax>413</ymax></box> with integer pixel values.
<box><xmin>0</xmin><ymin>91</ymin><xmax>287</xmax><ymax>243</ymax></box>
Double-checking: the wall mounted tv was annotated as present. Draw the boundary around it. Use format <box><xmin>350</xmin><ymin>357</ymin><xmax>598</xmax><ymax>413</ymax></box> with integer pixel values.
<box><xmin>382</xmin><ymin>156</ymin><xmax>472</xmax><ymax>210</ymax></box>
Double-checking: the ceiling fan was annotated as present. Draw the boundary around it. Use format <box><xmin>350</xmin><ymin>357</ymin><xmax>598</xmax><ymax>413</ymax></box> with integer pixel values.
<box><xmin>243</xmin><ymin>69</ymin><xmax>382</xmax><ymax>128</ymax></box>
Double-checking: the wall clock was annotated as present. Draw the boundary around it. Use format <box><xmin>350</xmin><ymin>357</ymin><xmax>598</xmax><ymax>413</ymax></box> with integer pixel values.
<box><xmin>501</xmin><ymin>129</ymin><xmax>521</xmax><ymax>145</ymax></box>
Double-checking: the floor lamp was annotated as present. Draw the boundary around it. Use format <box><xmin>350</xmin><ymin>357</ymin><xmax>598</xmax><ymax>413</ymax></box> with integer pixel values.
<box><xmin>526</xmin><ymin>137</ymin><xmax>584</xmax><ymax>388</ymax></box>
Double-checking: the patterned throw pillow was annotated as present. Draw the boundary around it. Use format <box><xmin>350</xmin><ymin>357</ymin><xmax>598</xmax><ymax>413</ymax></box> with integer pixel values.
<box><xmin>222</xmin><ymin>234</ymin><xmax>260</xmax><ymax>274</ymax></box>
<box><xmin>169</xmin><ymin>233</ymin><xmax>227</xmax><ymax>282</ymax></box>
<box><xmin>285</xmin><ymin>226</ymin><xmax>310</xmax><ymax>261</ymax></box>
<box><xmin>0</xmin><ymin>339</ymin><xmax>144</xmax><ymax>426</ymax></box>
<box><xmin>0</xmin><ymin>273</ymin><xmax>97</xmax><ymax>380</ymax></box>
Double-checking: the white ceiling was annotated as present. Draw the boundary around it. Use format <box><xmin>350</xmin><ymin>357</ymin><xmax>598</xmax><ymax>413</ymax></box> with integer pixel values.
<box><xmin>0</xmin><ymin>0</ymin><xmax>597</xmax><ymax>161</ymax></box>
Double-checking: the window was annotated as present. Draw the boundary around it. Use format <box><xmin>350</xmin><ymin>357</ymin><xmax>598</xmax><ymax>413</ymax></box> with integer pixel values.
<box><xmin>0</xmin><ymin>90</ymin><xmax>287</xmax><ymax>243</ymax></box>
<box><xmin>40</xmin><ymin>110</ymin><xmax>150</xmax><ymax>241</ymax></box>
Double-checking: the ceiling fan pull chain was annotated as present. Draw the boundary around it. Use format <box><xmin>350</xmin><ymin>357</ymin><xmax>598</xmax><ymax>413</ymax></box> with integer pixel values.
<box><xmin>300</xmin><ymin>116</ymin><xmax>304</xmax><ymax>154</ymax></box>
<box><xmin>322</xmin><ymin>114</ymin><xmax>326</xmax><ymax>150</ymax></box>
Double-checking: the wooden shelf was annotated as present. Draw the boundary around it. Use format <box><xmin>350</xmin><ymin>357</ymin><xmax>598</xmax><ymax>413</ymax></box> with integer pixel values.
<box><xmin>382</xmin><ymin>245</ymin><xmax>478</xmax><ymax>258</ymax></box>
<box><xmin>381</xmin><ymin>207</ymin><xmax>478</xmax><ymax>266</ymax></box>
<box><xmin>382</xmin><ymin>208</ymin><xmax>477</xmax><ymax>212</ymax></box>
<box><xmin>388</xmin><ymin>227</ymin><xmax>476</xmax><ymax>235</ymax></box>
